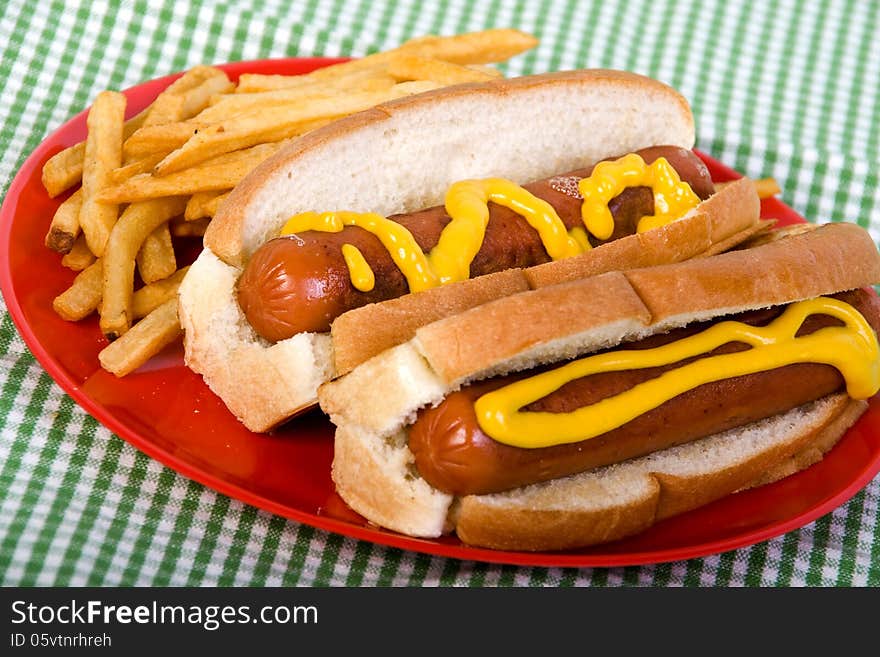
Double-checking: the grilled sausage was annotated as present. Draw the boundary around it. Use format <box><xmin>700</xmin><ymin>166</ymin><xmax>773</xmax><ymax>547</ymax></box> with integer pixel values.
<box><xmin>407</xmin><ymin>289</ymin><xmax>880</xmax><ymax>496</ymax></box>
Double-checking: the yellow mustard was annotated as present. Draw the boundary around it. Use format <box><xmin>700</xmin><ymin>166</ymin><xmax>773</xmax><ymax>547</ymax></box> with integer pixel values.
<box><xmin>280</xmin><ymin>154</ymin><xmax>700</xmax><ymax>292</ymax></box>
<box><xmin>281</xmin><ymin>180</ymin><xmax>585</xmax><ymax>292</ymax></box>
<box><xmin>281</xmin><ymin>210</ymin><xmax>439</xmax><ymax>292</ymax></box>
<box><xmin>340</xmin><ymin>244</ymin><xmax>375</xmax><ymax>292</ymax></box>
<box><xmin>473</xmin><ymin>297</ymin><xmax>880</xmax><ymax>449</ymax></box>
<box><xmin>578</xmin><ymin>154</ymin><xmax>701</xmax><ymax>238</ymax></box>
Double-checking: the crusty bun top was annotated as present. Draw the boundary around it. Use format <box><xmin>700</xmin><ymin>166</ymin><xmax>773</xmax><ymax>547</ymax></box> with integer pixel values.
<box><xmin>205</xmin><ymin>69</ymin><xmax>696</xmax><ymax>267</ymax></box>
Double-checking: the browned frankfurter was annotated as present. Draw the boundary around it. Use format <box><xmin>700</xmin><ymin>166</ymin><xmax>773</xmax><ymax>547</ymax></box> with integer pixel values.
<box><xmin>237</xmin><ymin>146</ymin><xmax>715</xmax><ymax>340</ymax></box>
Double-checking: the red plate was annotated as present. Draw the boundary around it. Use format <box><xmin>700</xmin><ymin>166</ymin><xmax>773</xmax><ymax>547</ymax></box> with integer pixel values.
<box><xmin>2</xmin><ymin>58</ymin><xmax>879</xmax><ymax>568</ymax></box>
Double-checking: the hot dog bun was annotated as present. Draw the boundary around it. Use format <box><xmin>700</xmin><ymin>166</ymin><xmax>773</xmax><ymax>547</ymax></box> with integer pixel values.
<box><xmin>318</xmin><ymin>222</ymin><xmax>880</xmax><ymax>549</ymax></box>
<box><xmin>179</xmin><ymin>69</ymin><xmax>762</xmax><ymax>432</ymax></box>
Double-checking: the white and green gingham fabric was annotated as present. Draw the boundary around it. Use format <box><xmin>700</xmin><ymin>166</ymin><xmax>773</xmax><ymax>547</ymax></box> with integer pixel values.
<box><xmin>1</xmin><ymin>0</ymin><xmax>878</xmax><ymax>587</ymax></box>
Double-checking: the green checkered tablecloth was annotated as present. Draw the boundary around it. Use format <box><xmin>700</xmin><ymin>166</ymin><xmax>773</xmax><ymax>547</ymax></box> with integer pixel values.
<box><xmin>1</xmin><ymin>0</ymin><xmax>878</xmax><ymax>587</ymax></box>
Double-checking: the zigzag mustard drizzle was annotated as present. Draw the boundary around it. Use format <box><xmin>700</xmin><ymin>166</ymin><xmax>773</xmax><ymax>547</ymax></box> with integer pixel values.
<box><xmin>279</xmin><ymin>154</ymin><xmax>700</xmax><ymax>292</ymax></box>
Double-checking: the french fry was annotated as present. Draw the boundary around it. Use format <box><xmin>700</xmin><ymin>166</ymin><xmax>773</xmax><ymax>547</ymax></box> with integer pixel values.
<box><xmin>136</xmin><ymin>223</ymin><xmax>177</xmax><ymax>284</ymax></box>
<box><xmin>99</xmin><ymin>140</ymin><xmax>288</xmax><ymax>204</ymax></box>
<box><xmin>716</xmin><ymin>177</ymin><xmax>781</xmax><ymax>199</ymax></box>
<box><xmin>285</xmin><ymin>29</ymin><xmax>536</xmax><ymax>86</ymax></box>
<box><xmin>177</xmin><ymin>74</ymin><xmax>235</xmax><ymax>118</ymax></box>
<box><xmin>131</xmin><ymin>266</ymin><xmax>190</xmax><ymax>319</ymax></box>
<box><xmin>233</xmin><ymin>64</ymin><xmax>388</xmax><ymax>95</ymax></box>
<box><xmin>42</xmin><ymin>68</ymin><xmax>231</xmax><ymax>197</ymax></box>
<box><xmin>98</xmin><ymin>299</ymin><xmax>182</xmax><ymax>377</ymax></box>
<box><xmin>41</xmin><ymin>109</ymin><xmax>148</xmax><ymax>198</ymax></box>
<box><xmin>61</xmin><ymin>234</ymin><xmax>96</xmax><ymax>271</ymax></box>
<box><xmin>170</xmin><ymin>216</ymin><xmax>210</xmax><ymax>237</ymax></box>
<box><xmin>45</xmin><ymin>188</ymin><xmax>83</xmax><ymax>253</ymax></box>
<box><xmin>184</xmin><ymin>189</ymin><xmax>230</xmax><ymax>220</ymax></box>
<box><xmin>153</xmin><ymin>82</ymin><xmax>438</xmax><ymax>176</ymax></box>
<box><xmin>232</xmin><ymin>28</ymin><xmax>528</xmax><ymax>94</ymax></box>
<box><xmin>203</xmin><ymin>190</ymin><xmax>230</xmax><ymax>217</ymax></box>
<box><xmin>123</xmin><ymin>122</ymin><xmax>207</xmax><ymax>160</ymax></box>
<box><xmin>108</xmin><ymin>153</ymin><xmax>166</xmax><ymax>185</ymax></box>
<box><xmin>394</xmin><ymin>28</ymin><xmax>538</xmax><ymax>64</ymax></box>
<box><xmin>234</xmin><ymin>73</ymin><xmax>314</xmax><ymax>93</ymax></box>
<box><xmin>79</xmin><ymin>90</ymin><xmax>126</xmax><ymax>257</ymax></box>
<box><xmin>387</xmin><ymin>54</ymin><xmax>498</xmax><ymax>85</ymax></box>
<box><xmin>142</xmin><ymin>66</ymin><xmax>233</xmax><ymax>126</ymax></box>
<box><xmin>52</xmin><ymin>259</ymin><xmax>103</xmax><ymax>321</ymax></box>
<box><xmin>42</xmin><ymin>143</ymin><xmax>87</xmax><ymax>199</ymax></box>
<box><xmin>465</xmin><ymin>64</ymin><xmax>504</xmax><ymax>78</ymax></box>
<box><xmin>754</xmin><ymin>177</ymin><xmax>781</xmax><ymax>199</ymax></box>
<box><xmin>234</xmin><ymin>65</ymin><xmax>393</xmax><ymax>94</ymax></box>
<box><xmin>99</xmin><ymin>196</ymin><xmax>187</xmax><ymax>340</ymax></box>
<box><xmin>194</xmin><ymin>74</ymin><xmax>397</xmax><ymax>123</ymax></box>
<box><xmin>141</xmin><ymin>93</ymin><xmax>187</xmax><ymax>128</ymax></box>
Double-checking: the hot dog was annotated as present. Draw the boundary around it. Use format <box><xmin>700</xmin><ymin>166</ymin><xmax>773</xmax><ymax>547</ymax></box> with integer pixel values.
<box><xmin>236</xmin><ymin>146</ymin><xmax>715</xmax><ymax>339</ymax></box>
<box><xmin>408</xmin><ymin>288</ymin><xmax>880</xmax><ymax>496</ymax></box>
<box><xmin>318</xmin><ymin>222</ymin><xmax>880</xmax><ymax>550</ymax></box>
<box><xmin>178</xmin><ymin>69</ymin><xmax>765</xmax><ymax>432</ymax></box>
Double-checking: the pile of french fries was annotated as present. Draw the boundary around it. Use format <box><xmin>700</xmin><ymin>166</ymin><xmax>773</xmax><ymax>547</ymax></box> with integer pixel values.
<box><xmin>41</xmin><ymin>29</ymin><xmax>538</xmax><ymax>377</ymax></box>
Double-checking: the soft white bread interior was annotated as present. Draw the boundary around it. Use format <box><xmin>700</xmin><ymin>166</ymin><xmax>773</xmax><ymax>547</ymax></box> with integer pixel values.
<box><xmin>319</xmin><ymin>222</ymin><xmax>880</xmax><ymax>548</ymax></box>
<box><xmin>176</xmin><ymin>69</ymin><xmax>714</xmax><ymax>432</ymax></box>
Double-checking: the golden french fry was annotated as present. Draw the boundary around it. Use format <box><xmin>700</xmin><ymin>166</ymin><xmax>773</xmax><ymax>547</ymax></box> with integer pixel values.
<box><xmin>79</xmin><ymin>90</ymin><xmax>126</xmax><ymax>257</ymax></box>
<box><xmin>108</xmin><ymin>153</ymin><xmax>166</xmax><ymax>185</ymax></box>
<box><xmin>185</xmin><ymin>189</ymin><xmax>230</xmax><ymax>220</ymax></box>
<box><xmin>131</xmin><ymin>266</ymin><xmax>190</xmax><ymax>319</ymax></box>
<box><xmin>99</xmin><ymin>196</ymin><xmax>187</xmax><ymax>340</ymax></box>
<box><xmin>170</xmin><ymin>216</ymin><xmax>210</xmax><ymax>237</ymax></box>
<box><xmin>227</xmin><ymin>70</ymin><xmax>397</xmax><ymax>101</ymax></box>
<box><xmin>42</xmin><ymin>143</ymin><xmax>87</xmax><ymax>199</ymax></box>
<box><xmin>142</xmin><ymin>66</ymin><xmax>232</xmax><ymax>126</ymax></box>
<box><xmin>61</xmin><ymin>234</ymin><xmax>96</xmax><ymax>271</ymax></box>
<box><xmin>195</xmin><ymin>75</ymin><xmax>397</xmax><ymax>123</ymax></box>
<box><xmin>154</xmin><ymin>82</ymin><xmax>437</xmax><ymax>176</ymax></box>
<box><xmin>123</xmin><ymin>122</ymin><xmax>207</xmax><ymax>160</ymax></box>
<box><xmin>141</xmin><ymin>93</ymin><xmax>187</xmax><ymax>127</ymax></box>
<box><xmin>45</xmin><ymin>188</ymin><xmax>83</xmax><ymax>253</ymax></box>
<box><xmin>53</xmin><ymin>259</ymin><xmax>103</xmax><ymax>321</ymax></box>
<box><xmin>203</xmin><ymin>190</ymin><xmax>230</xmax><ymax>217</ymax></box>
<box><xmin>41</xmin><ymin>110</ymin><xmax>147</xmax><ymax>198</ymax></box>
<box><xmin>177</xmin><ymin>75</ymin><xmax>235</xmax><ymax>118</ymax></box>
<box><xmin>716</xmin><ymin>177</ymin><xmax>781</xmax><ymax>199</ymax></box>
<box><xmin>136</xmin><ymin>223</ymin><xmax>177</xmax><ymax>284</ymax></box>
<box><xmin>754</xmin><ymin>177</ymin><xmax>781</xmax><ymax>199</ymax></box>
<box><xmin>234</xmin><ymin>29</ymin><xmax>526</xmax><ymax>92</ymax></box>
<box><xmin>99</xmin><ymin>140</ymin><xmax>287</xmax><ymax>204</ymax></box>
<box><xmin>234</xmin><ymin>65</ymin><xmax>391</xmax><ymax>93</ymax></box>
<box><xmin>282</xmin><ymin>29</ymin><xmax>534</xmax><ymax>87</ymax></box>
<box><xmin>465</xmin><ymin>64</ymin><xmax>503</xmax><ymax>78</ymax></box>
<box><xmin>234</xmin><ymin>73</ymin><xmax>314</xmax><ymax>93</ymax></box>
<box><xmin>167</xmin><ymin>65</ymin><xmax>228</xmax><ymax>91</ymax></box>
<box><xmin>387</xmin><ymin>54</ymin><xmax>498</xmax><ymax>85</ymax></box>
<box><xmin>396</xmin><ymin>28</ymin><xmax>538</xmax><ymax>64</ymax></box>
<box><xmin>98</xmin><ymin>299</ymin><xmax>182</xmax><ymax>377</ymax></box>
